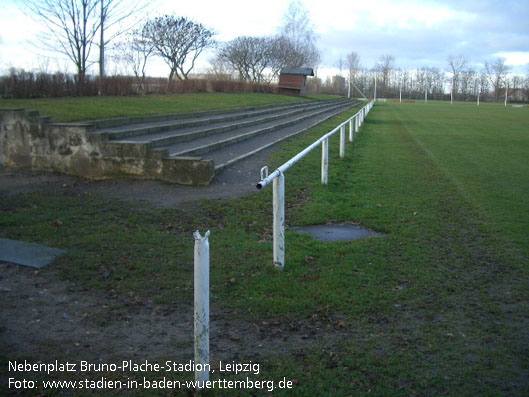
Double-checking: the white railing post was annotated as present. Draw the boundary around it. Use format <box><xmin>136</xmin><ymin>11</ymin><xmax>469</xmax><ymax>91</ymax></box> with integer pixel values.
<box><xmin>340</xmin><ymin>125</ymin><xmax>346</xmax><ymax>158</ymax></box>
<box><xmin>505</xmin><ymin>82</ymin><xmax>508</xmax><ymax>107</ymax></box>
<box><xmin>360</xmin><ymin>109</ymin><xmax>363</xmax><ymax>126</ymax></box>
<box><xmin>273</xmin><ymin>171</ymin><xmax>285</xmax><ymax>269</ymax></box>
<box><xmin>321</xmin><ymin>138</ymin><xmax>329</xmax><ymax>185</ymax></box>
<box><xmin>193</xmin><ymin>230</ymin><xmax>210</xmax><ymax>387</ymax></box>
<box><xmin>349</xmin><ymin>119</ymin><xmax>353</xmax><ymax>142</ymax></box>
<box><xmin>355</xmin><ymin>114</ymin><xmax>359</xmax><ymax>132</ymax></box>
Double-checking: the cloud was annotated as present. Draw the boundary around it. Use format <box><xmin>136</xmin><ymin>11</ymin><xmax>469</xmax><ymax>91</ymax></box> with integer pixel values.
<box><xmin>315</xmin><ymin>0</ymin><xmax>529</xmax><ymax>74</ymax></box>
<box><xmin>494</xmin><ymin>52</ymin><xmax>529</xmax><ymax>67</ymax></box>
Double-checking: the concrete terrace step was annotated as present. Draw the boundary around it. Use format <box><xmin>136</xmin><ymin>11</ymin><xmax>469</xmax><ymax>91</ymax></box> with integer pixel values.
<box><xmin>207</xmin><ymin>102</ymin><xmax>357</xmax><ymax>171</ymax></box>
<box><xmin>160</xmin><ymin>100</ymin><xmax>354</xmax><ymax>159</ymax></box>
<box><xmin>118</xmin><ymin>99</ymin><xmax>349</xmax><ymax>150</ymax></box>
<box><xmin>87</xmin><ymin>100</ymin><xmax>315</xmax><ymax>130</ymax></box>
<box><xmin>93</xmin><ymin>98</ymin><xmax>360</xmax><ymax>185</ymax></box>
<box><xmin>96</xmin><ymin>99</ymin><xmax>343</xmax><ymax>141</ymax></box>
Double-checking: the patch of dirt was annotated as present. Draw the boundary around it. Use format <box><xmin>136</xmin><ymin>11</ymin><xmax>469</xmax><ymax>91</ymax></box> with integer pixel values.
<box><xmin>0</xmin><ymin>261</ymin><xmax>353</xmax><ymax>365</ymax></box>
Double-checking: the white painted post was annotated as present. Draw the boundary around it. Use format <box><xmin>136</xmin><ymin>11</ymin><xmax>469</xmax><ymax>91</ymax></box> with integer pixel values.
<box><xmin>273</xmin><ymin>172</ymin><xmax>285</xmax><ymax>269</ymax></box>
<box><xmin>193</xmin><ymin>230</ymin><xmax>210</xmax><ymax>387</ymax></box>
<box><xmin>505</xmin><ymin>82</ymin><xmax>508</xmax><ymax>107</ymax></box>
<box><xmin>340</xmin><ymin>125</ymin><xmax>346</xmax><ymax>158</ymax></box>
<box><xmin>359</xmin><ymin>108</ymin><xmax>363</xmax><ymax>127</ymax></box>
<box><xmin>477</xmin><ymin>87</ymin><xmax>480</xmax><ymax>106</ymax></box>
<box><xmin>349</xmin><ymin>119</ymin><xmax>353</xmax><ymax>142</ymax></box>
<box><xmin>321</xmin><ymin>139</ymin><xmax>329</xmax><ymax>185</ymax></box>
<box><xmin>425</xmin><ymin>88</ymin><xmax>427</xmax><ymax>103</ymax></box>
<box><xmin>374</xmin><ymin>76</ymin><xmax>377</xmax><ymax>102</ymax></box>
<box><xmin>355</xmin><ymin>114</ymin><xmax>359</xmax><ymax>132</ymax></box>
<box><xmin>399</xmin><ymin>84</ymin><xmax>402</xmax><ymax>103</ymax></box>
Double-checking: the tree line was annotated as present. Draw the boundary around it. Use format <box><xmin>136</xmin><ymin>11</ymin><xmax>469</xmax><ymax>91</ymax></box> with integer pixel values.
<box><xmin>8</xmin><ymin>0</ymin><xmax>529</xmax><ymax>101</ymax></box>
<box><xmin>333</xmin><ymin>53</ymin><xmax>528</xmax><ymax>101</ymax></box>
<box><xmin>17</xmin><ymin>0</ymin><xmax>319</xmax><ymax>96</ymax></box>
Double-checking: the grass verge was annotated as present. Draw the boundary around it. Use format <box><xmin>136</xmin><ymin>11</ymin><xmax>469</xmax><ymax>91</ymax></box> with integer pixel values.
<box><xmin>0</xmin><ymin>92</ymin><xmax>327</xmax><ymax>122</ymax></box>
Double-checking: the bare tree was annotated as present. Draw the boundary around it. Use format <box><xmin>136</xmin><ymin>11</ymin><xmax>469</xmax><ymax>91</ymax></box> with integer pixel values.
<box><xmin>267</xmin><ymin>35</ymin><xmax>300</xmax><ymax>78</ymax></box>
<box><xmin>375</xmin><ymin>54</ymin><xmax>395</xmax><ymax>97</ymax></box>
<box><xmin>114</xmin><ymin>26</ymin><xmax>154</xmax><ymax>94</ymax></box>
<box><xmin>335</xmin><ymin>56</ymin><xmax>345</xmax><ymax>76</ymax></box>
<box><xmin>278</xmin><ymin>0</ymin><xmax>321</xmax><ymax>68</ymax></box>
<box><xmin>218</xmin><ymin>36</ymin><xmax>274</xmax><ymax>83</ymax></box>
<box><xmin>207</xmin><ymin>53</ymin><xmax>234</xmax><ymax>80</ymax></box>
<box><xmin>484</xmin><ymin>57</ymin><xmax>509</xmax><ymax>98</ymax></box>
<box><xmin>447</xmin><ymin>54</ymin><xmax>468</xmax><ymax>103</ymax></box>
<box><xmin>144</xmin><ymin>15</ymin><xmax>215</xmax><ymax>81</ymax></box>
<box><xmin>97</xmin><ymin>0</ymin><xmax>149</xmax><ymax>95</ymax></box>
<box><xmin>346</xmin><ymin>52</ymin><xmax>361</xmax><ymax>84</ymax></box>
<box><xmin>23</xmin><ymin>0</ymin><xmax>100</xmax><ymax>95</ymax></box>
<box><xmin>460</xmin><ymin>67</ymin><xmax>477</xmax><ymax>99</ymax></box>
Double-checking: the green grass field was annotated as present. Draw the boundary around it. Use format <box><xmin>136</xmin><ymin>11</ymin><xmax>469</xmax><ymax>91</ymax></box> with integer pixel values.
<box><xmin>0</xmin><ymin>93</ymin><xmax>338</xmax><ymax>122</ymax></box>
<box><xmin>1</xmin><ymin>99</ymin><xmax>528</xmax><ymax>395</ymax></box>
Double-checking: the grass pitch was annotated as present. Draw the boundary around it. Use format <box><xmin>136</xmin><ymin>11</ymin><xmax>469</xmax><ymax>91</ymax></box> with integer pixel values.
<box><xmin>1</xmin><ymin>99</ymin><xmax>528</xmax><ymax>395</ymax></box>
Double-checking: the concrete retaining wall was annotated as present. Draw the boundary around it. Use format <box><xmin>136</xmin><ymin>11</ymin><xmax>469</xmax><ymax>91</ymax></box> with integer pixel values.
<box><xmin>0</xmin><ymin>109</ymin><xmax>214</xmax><ymax>185</ymax></box>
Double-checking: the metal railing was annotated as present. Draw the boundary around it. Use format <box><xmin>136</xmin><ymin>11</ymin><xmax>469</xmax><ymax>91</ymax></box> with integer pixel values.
<box><xmin>256</xmin><ymin>100</ymin><xmax>374</xmax><ymax>269</ymax></box>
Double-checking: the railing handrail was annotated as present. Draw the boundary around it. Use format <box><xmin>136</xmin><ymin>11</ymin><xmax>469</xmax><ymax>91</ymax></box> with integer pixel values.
<box><xmin>257</xmin><ymin>100</ymin><xmax>373</xmax><ymax>190</ymax></box>
<box><xmin>255</xmin><ymin>99</ymin><xmax>374</xmax><ymax>269</ymax></box>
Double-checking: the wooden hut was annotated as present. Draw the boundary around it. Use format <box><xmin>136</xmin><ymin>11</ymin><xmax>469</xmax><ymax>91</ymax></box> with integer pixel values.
<box><xmin>278</xmin><ymin>68</ymin><xmax>314</xmax><ymax>96</ymax></box>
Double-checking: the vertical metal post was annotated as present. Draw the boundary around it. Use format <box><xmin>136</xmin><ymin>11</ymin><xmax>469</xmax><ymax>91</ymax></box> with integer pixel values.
<box><xmin>360</xmin><ymin>106</ymin><xmax>366</xmax><ymax>127</ymax></box>
<box><xmin>194</xmin><ymin>230</ymin><xmax>210</xmax><ymax>386</ymax></box>
<box><xmin>477</xmin><ymin>87</ymin><xmax>480</xmax><ymax>106</ymax></box>
<box><xmin>349</xmin><ymin>119</ymin><xmax>353</xmax><ymax>142</ymax></box>
<box><xmin>340</xmin><ymin>125</ymin><xmax>346</xmax><ymax>158</ymax></box>
<box><xmin>374</xmin><ymin>76</ymin><xmax>377</xmax><ymax>102</ymax></box>
<box><xmin>273</xmin><ymin>172</ymin><xmax>285</xmax><ymax>269</ymax></box>
<box><xmin>355</xmin><ymin>114</ymin><xmax>359</xmax><ymax>132</ymax></box>
<box><xmin>505</xmin><ymin>82</ymin><xmax>508</xmax><ymax>107</ymax></box>
<box><xmin>321</xmin><ymin>138</ymin><xmax>329</xmax><ymax>185</ymax></box>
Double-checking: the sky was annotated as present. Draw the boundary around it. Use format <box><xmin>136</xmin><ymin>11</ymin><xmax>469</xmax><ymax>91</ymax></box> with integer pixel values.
<box><xmin>0</xmin><ymin>0</ymin><xmax>528</xmax><ymax>78</ymax></box>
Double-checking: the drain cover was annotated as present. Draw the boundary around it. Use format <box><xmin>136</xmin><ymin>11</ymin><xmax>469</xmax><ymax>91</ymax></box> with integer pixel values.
<box><xmin>290</xmin><ymin>223</ymin><xmax>381</xmax><ymax>242</ymax></box>
<box><xmin>0</xmin><ymin>238</ymin><xmax>66</xmax><ymax>269</ymax></box>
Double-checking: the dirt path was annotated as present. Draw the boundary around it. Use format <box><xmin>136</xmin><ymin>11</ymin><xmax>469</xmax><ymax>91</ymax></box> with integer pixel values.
<box><xmin>0</xmin><ymin>140</ymin><xmax>277</xmax><ymax>208</ymax></box>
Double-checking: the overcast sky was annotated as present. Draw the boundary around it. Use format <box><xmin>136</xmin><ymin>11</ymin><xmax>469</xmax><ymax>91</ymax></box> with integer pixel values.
<box><xmin>0</xmin><ymin>0</ymin><xmax>528</xmax><ymax>78</ymax></box>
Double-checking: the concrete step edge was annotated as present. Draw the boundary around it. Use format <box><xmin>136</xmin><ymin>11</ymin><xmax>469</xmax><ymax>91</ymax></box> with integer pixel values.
<box><xmin>213</xmin><ymin>104</ymin><xmax>356</xmax><ymax>171</ymax></box>
<box><xmin>140</xmin><ymin>100</ymin><xmax>349</xmax><ymax>148</ymax></box>
<box><xmin>98</xmin><ymin>99</ymin><xmax>346</xmax><ymax>139</ymax></box>
<box><xmin>169</xmin><ymin>102</ymin><xmax>354</xmax><ymax>158</ymax></box>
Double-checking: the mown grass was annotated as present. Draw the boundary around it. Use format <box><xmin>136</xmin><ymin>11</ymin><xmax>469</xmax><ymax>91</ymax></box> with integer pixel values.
<box><xmin>0</xmin><ymin>92</ymin><xmax>322</xmax><ymax>122</ymax></box>
<box><xmin>1</xmin><ymin>100</ymin><xmax>528</xmax><ymax>395</ymax></box>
